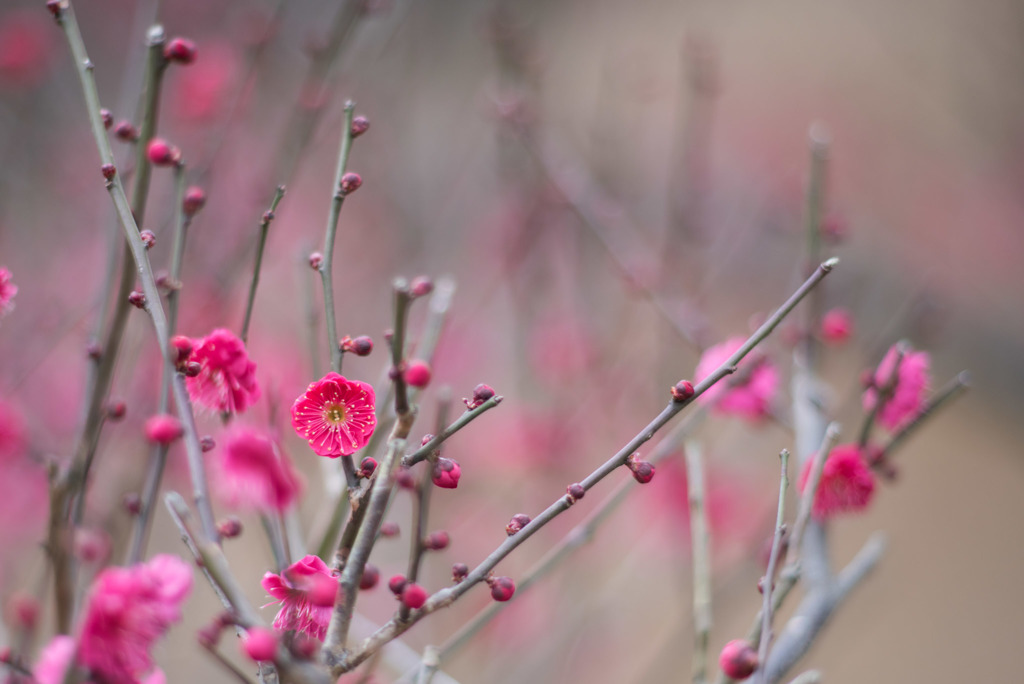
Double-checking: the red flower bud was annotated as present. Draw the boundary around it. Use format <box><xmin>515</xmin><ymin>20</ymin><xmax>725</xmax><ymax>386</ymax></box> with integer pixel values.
<box><xmin>200</xmin><ymin>435</ymin><xmax>216</xmax><ymax>452</ymax></box>
<box><xmin>380</xmin><ymin>521</ymin><xmax>400</xmax><ymax>537</ymax></box>
<box><xmin>100</xmin><ymin>163</ymin><xmax>116</xmax><ymax>180</ymax></box>
<box><xmin>218</xmin><ymin>516</ymin><xmax>243</xmax><ymax>538</ymax></box>
<box><xmin>489</xmin><ymin>576</ymin><xmax>515</xmax><ymax>602</ymax></box>
<box><xmin>400</xmin><ymin>583</ymin><xmax>427</xmax><ymax>609</ymax></box>
<box><xmin>432</xmin><ymin>457</ymin><xmax>461</xmax><ymax>489</ymax></box>
<box><xmin>359</xmin><ymin>456</ymin><xmax>377</xmax><ymax>478</ymax></box>
<box><xmin>139</xmin><ymin>229</ymin><xmax>156</xmax><ymax>249</ymax></box>
<box><xmin>146</xmin><ymin>138</ymin><xmax>181</xmax><ymax>166</ymax></box>
<box><xmin>451</xmin><ymin>563</ymin><xmax>469</xmax><ymax>582</ymax></box>
<box><xmin>410</xmin><ymin>276</ymin><xmax>433</xmax><ymax>297</ymax></box>
<box><xmin>100</xmin><ymin>108</ymin><xmax>113</xmax><ymax>129</ymax></box>
<box><xmin>106</xmin><ymin>399</ymin><xmax>126</xmax><ymax>420</ymax></box>
<box><xmin>359</xmin><ymin>563</ymin><xmax>379</xmax><ymax>590</ymax></box>
<box><xmin>350</xmin><ymin>116</ymin><xmax>370</xmax><ymax>138</ymax></box>
<box><xmin>388</xmin><ymin>574</ymin><xmax>408</xmax><ymax>595</ymax></box>
<box><xmin>114</xmin><ymin>120</ymin><xmax>138</xmax><ymax>142</ymax></box>
<box><xmin>404</xmin><ymin>359</ymin><xmax>432</xmax><ymax>388</ymax></box>
<box><xmin>128</xmin><ymin>290</ymin><xmax>146</xmax><ymax>308</ymax></box>
<box><xmin>308</xmin><ymin>252</ymin><xmax>323</xmax><ymax>270</ymax></box>
<box><xmin>718</xmin><ymin>640</ymin><xmax>758</xmax><ymax>680</ymax></box>
<box><xmin>671</xmin><ymin>379</ymin><xmax>695</xmax><ymax>402</ymax></box>
<box><xmin>425</xmin><ymin>530</ymin><xmax>450</xmax><ymax>551</ymax></box>
<box><xmin>183</xmin><ymin>185</ymin><xmax>207</xmax><ymax>216</ymax></box>
<box><xmin>505</xmin><ymin>513</ymin><xmax>531</xmax><ymax>536</ymax></box>
<box><xmin>145</xmin><ymin>414</ymin><xmax>183</xmax><ymax>444</ymax></box>
<box><xmin>339</xmin><ymin>172</ymin><xmax>362</xmax><ymax>194</ymax></box>
<box><xmin>241</xmin><ymin>627</ymin><xmax>277</xmax><ymax>663</ymax></box>
<box><xmin>164</xmin><ymin>37</ymin><xmax>198</xmax><ymax>65</ymax></box>
<box><xmin>566</xmin><ymin>482</ymin><xmax>585</xmax><ymax>503</ymax></box>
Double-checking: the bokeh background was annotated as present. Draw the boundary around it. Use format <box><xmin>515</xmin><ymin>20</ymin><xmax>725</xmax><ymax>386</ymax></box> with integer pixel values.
<box><xmin>1</xmin><ymin>0</ymin><xmax>1023</xmax><ymax>682</ymax></box>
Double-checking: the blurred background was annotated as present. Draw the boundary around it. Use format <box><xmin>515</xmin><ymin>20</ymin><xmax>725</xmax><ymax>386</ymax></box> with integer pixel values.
<box><xmin>1</xmin><ymin>0</ymin><xmax>1023</xmax><ymax>682</ymax></box>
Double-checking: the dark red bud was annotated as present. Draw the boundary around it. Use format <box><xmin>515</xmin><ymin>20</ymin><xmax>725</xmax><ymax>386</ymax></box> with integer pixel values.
<box><xmin>359</xmin><ymin>456</ymin><xmax>377</xmax><ymax>478</ymax></box>
<box><xmin>631</xmin><ymin>461</ymin><xmax>656</xmax><ymax>484</ymax></box>
<box><xmin>123</xmin><ymin>492</ymin><xmax>142</xmax><ymax>515</ymax></box>
<box><xmin>505</xmin><ymin>513</ymin><xmax>531</xmax><ymax>536</ymax></box>
<box><xmin>671</xmin><ymin>380</ymin><xmax>695</xmax><ymax>402</ymax></box>
<box><xmin>183</xmin><ymin>186</ymin><xmax>207</xmax><ymax>216</ymax></box>
<box><xmin>339</xmin><ymin>172</ymin><xmax>362</xmax><ymax>194</ymax></box>
<box><xmin>139</xmin><ymin>230</ymin><xmax>156</xmax><ymax>249</ymax></box>
<box><xmin>200</xmin><ymin>435</ymin><xmax>216</xmax><ymax>452</ymax></box>
<box><xmin>106</xmin><ymin>399</ymin><xmax>126</xmax><ymax>420</ymax></box>
<box><xmin>489</xmin><ymin>576</ymin><xmax>515</xmax><ymax>602</ymax></box>
<box><xmin>308</xmin><ymin>252</ymin><xmax>323</xmax><ymax>270</ymax></box>
<box><xmin>101</xmin><ymin>163</ymin><xmax>116</xmax><ymax>180</ymax></box>
<box><xmin>114</xmin><ymin>120</ymin><xmax>138</xmax><ymax>142</ymax></box>
<box><xmin>566</xmin><ymin>482</ymin><xmax>585</xmax><ymax>503</ymax></box>
<box><xmin>350</xmin><ymin>116</ymin><xmax>370</xmax><ymax>138</ymax></box>
<box><xmin>425</xmin><ymin>530</ymin><xmax>450</xmax><ymax>551</ymax></box>
<box><xmin>100</xmin><ymin>109</ymin><xmax>113</xmax><ymax>129</ymax></box>
<box><xmin>359</xmin><ymin>563</ymin><xmax>379</xmax><ymax>590</ymax></box>
<box><xmin>451</xmin><ymin>563</ymin><xmax>469</xmax><ymax>582</ymax></box>
<box><xmin>184</xmin><ymin>361</ymin><xmax>202</xmax><ymax>377</ymax></box>
<box><xmin>217</xmin><ymin>516</ymin><xmax>243</xmax><ymax>538</ymax></box>
<box><xmin>388</xmin><ymin>574</ymin><xmax>407</xmax><ymax>596</ymax></box>
<box><xmin>395</xmin><ymin>468</ymin><xmax>417</xmax><ymax>490</ymax></box>
<box><xmin>164</xmin><ymin>37</ymin><xmax>198</xmax><ymax>64</ymax></box>
<box><xmin>128</xmin><ymin>290</ymin><xmax>146</xmax><ymax>308</ymax></box>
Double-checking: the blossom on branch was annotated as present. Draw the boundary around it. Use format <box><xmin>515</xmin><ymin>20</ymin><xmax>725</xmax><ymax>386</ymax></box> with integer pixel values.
<box><xmin>212</xmin><ymin>427</ymin><xmax>303</xmax><ymax>513</ymax></box>
<box><xmin>77</xmin><ymin>555</ymin><xmax>192</xmax><ymax>684</ymax></box>
<box><xmin>184</xmin><ymin>328</ymin><xmax>261</xmax><ymax>415</ymax></box>
<box><xmin>0</xmin><ymin>266</ymin><xmax>17</xmax><ymax>318</ymax></box>
<box><xmin>694</xmin><ymin>336</ymin><xmax>778</xmax><ymax>420</ymax></box>
<box><xmin>290</xmin><ymin>373</ymin><xmax>376</xmax><ymax>457</ymax></box>
<box><xmin>798</xmin><ymin>443</ymin><xmax>876</xmax><ymax>519</ymax></box>
<box><xmin>261</xmin><ymin>555</ymin><xmax>336</xmax><ymax>641</ymax></box>
<box><xmin>862</xmin><ymin>343</ymin><xmax>930</xmax><ymax>431</ymax></box>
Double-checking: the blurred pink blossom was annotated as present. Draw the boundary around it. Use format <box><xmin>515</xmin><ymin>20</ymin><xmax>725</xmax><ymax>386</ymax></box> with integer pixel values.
<box><xmin>0</xmin><ymin>11</ymin><xmax>53</xmax><ymax>89</ymax></box>
<box><xmin>261</xmin><ymin>555</ymin><xmax>335</xmax><ymax>640</ymax></box>
<box><xmin>694</xmin><ymin>336</ymin><xmax>778</xmax><ymax>420</ymax></box>
<box><xmin>185</xmin><ymin>328</ymin><xmax>261</xmax><ymax>415</ymax></box>
<box><xmin>212</xmin><ymin>426</ymin><xmax>304</xmax><ymax>513</ymax></box>
<box><xmin>291</xmin><ymin>373</ymin><xmax>376</xmax><ymax>457</ymax></box>
<box><xmin>798</xmin><ymin>444</ymin><xmax>876</xmax><ymax>519</ymax></box>
<box><xmin>33</xmin><ymin>635</ymin><xmax>78</xmax><ymax>684</ymax></box>
<box><xmin>862</xmin><ymin>344</ymin><xmax>930</xmax><ymax>431</ymax></box>
<box><xmin>78</xmin><ymin>554</ymin><xmax>192</xmax><ymax>683</ymax></box>
<box><xmin>0</xmin><ymin>266</ymin><xmax>17</xmax><ymax>318</ymax></box>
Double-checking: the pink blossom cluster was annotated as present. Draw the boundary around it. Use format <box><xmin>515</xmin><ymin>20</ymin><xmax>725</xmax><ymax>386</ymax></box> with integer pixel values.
<box><xmin>183</xmin><ymin>328</ymin><xmax>261</xmax><ymax>414</ymax></box>
<box><xmin>35</xmin><ymin>555</ymin><xmax>192</xmax><ymax>684</ymax></box>
<box><xmin>212</xmin><ymin>426</ymin><xmax>304</xmax><ymax>513</ymax></box>
<box><xmin>798</xmin><ymin>443</ymin><xmax>876</xmax><ymax>519</ymax></box>
<box><xmin>863</xmin><ymin>343</ymin><xmax>931</xmax><ymax>431</ymax></box>
<box><xmin>694</xmin><ymin>336</ymin><xmax>779</xmax><ymax>420</ymax></box>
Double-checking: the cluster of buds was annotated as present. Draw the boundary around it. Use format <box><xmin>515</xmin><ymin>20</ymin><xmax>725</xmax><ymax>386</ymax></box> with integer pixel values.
<box><xmin>387</xmin><ymin>575</ymin><xmax>428</xmax><ymax>610</ymax></box>
<box><xmin>170</xmin><ymin>335</ymin><xmax>200</xmax><ymax>377</ymax></box>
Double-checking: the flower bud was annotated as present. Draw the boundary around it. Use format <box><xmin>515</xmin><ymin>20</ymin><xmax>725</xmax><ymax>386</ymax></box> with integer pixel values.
<box><xmin>164</xmin><ymin>37</ymin><xmax>198</xmax><ymax>65</ymax></box>
<box><xmin>410</xmin><ymin>276</ymin><xmax>433</xmax><ymax>297</ymax></box>
<box><xmin>218</xmin><ymin>516</ymin><xmax>243</xmax><ymax>538</ymax></box>
<box><xmin>489</xmin><ymin>576</ymin><xmax>515</xmax><ymax>602</ymax></box>
<box><xmin>139</xmin><ymin>229</ymin><xmax>156</xmax><ymax>249</ymax></box>
<box><xmin>505</xmin><ymin>513</ymin><xmax>531</xmax><ymax>536</ymax></box>
<box><xmin>128</xmin><ymin>290</ymin><xmax>146</xmax><ymax>308</ymax></box>
<box><xmin>146</xmin><ymin>138</ymin><xmax>181</xmax><ymax>166</ymax></box>
<box><xmin>145</xmin><ymin>414</ymin><xmax>183</xmax><ymax>445</ymax></box>
<box><xmin>100</xmin><ymin>108</ymin><xmax>113</xmax><ymax>129</ymax></box>
<box><xmin>123</xmin><ymin>492</ymin><xmax>142</xmax><ymax>515</ymax></box>
<box><xmin>566</xmin><ymin>482</ymin><xmax>585</xmax><ymax>503</ymax></box>
<box><xmin>451</xmin><ymin>563</ymin><xmax>469</xmax><ymax>583</ymax></box>
<box><xmin>630</xmin><ymin>461</ymin><xmax>656</xmax><ymax>484</ymax></box>
<box><xmin>388</xmin><ymin>574</ymin><xmax>407</xmax><ymax>595</ymax></box>
<box><xmin>432</xmin><ymin>457</ymin><xmax>461</xmax><ymax>489</ymax></box>
<box><xmin>308</xmin><ymin>252</ymin><xmax>323</xmax><ymax>270</ymax></box>
<box><xmin>464</xmin><ymin>383</ymin><xmax>496</xmax><ymax>409</ymax></box>
<box><xmin>339</xmin><ymin>172</ymin><xmax>362</xmax><ymax>194</ymax></box>
<box><xmin>358</xmin><ymin>456</ymin><xmax>377</xmax><ymax>478</ymax></box>
<box><xmin>183</xmin><ymin>186</ymin><xmax>207</xmax><ymax>216</ymax></box>
<box><xmin>404</xmin><ymin>359</ymin><xmax>432</xmax><ymax>388</ymax></box>
<box><xmin>400</xmin><ymin>583</ymin><xmax>427</xmax><ymax>609</ymax></box>
<box><xmin>424</xmin><ymin>530</ymin><xmax>450</xmax><ymax>551</ymax></box>
<box><xmin>671</xmin><ymin>379</ymin><xmax>695</xmax><ymax>402</ymax></box>
<box><xmin>101</xmin><ymin>163</ymin><xmax>116</xmax><ymax>180</ymax></box>
<box><xmin>380</xmin><ymin>521</ymin><xmax>400</xmax><ymax>537</ymax></box>
<box><xmin>340</xmin><ymin>335</ymin><xmax>373</xmax><ymax>356</ymax></box>
<box><xmin>359</xmin><ymin>563</ymin><xmax>380</xmax><ymax>590</ymax></box>
<box><xmin>350</xmin><ymin>116</ymin><xmax>370</xmax><ymax>138</ymax></box>
<box><xmin>114</xmin><ymin>120</ymin><xmax>138</xmax><ymax>142</ymax></box>
<box><xmin>200</xmin><ymin>435</ymin><xmax>216</xmax><ymax>452</ymax></box>
<box><xmin>106</xmin><ymin>399</ymin><xmax>126</xmax><ymax>420</ymax></box>
<box><xmin>718</xmin><ymin>640</ymin><xmax>758</xmax><ymax>680</ymax></box>
<box><xmin>241</xmin><ymin>627</ymin><xmax>277</xmax><ymax>663</ymax></box>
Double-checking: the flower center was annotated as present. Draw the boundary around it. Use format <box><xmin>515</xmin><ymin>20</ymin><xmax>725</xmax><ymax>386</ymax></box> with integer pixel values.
<box><xmin>324</xmin><ymin>404</ymin><xmax>346</xmax><ymax>425</ymax></box>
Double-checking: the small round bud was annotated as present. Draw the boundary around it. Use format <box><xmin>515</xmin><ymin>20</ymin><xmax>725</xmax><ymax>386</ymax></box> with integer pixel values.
<box><xmin>451</xmin><ymin>563</ymin><xmax>469</xmax><ymax>583</ymax></box>
<box><xmin>410</xmin><ymin>276</ymin><xmax>433</xmax><ymax>297</ymax></box>
<box><xmin>631</xmin><ymin>461</ymin><xmax>656</xmax><ymax>484</ymax></box>
<box><xmin>473</xmin><ymin>384</ymin><xmax>495</xmax><ymax>403</ymax></box>
<box><xmin>566</xmin><ymin>483</ymin><xmax>585</xmax><ymax>503</ymax></box>
<box><xmin>308</xmin><ymin>251</ymin><xmax>323</xmax><ymax>270</ymax></box>
<box><xmin>241</xmin><ymin>627</ymin><xmax>278</xmax><ymax>663</ymax></box>
<box><xmin>86</xmin><ymin>341</ymin><xmax>102</xmax><ymax>360</ymax></box>
<box><xmin>183</xmin><ymin>186</ymin><xmax>207</xmax><ymax>216</ymax></box>
<box><xmin>404</xmin><ymin>359</ymin><xmax>432</xmax><ymax>388</ymax></box>
<box><xmin>388</xmin><ymin>574</ymin><xmax>408</xmax><ymax>596</ymax></box>
<box><xmin>218</xmin><ymin>516</ymin><xmax>243</xmax><ymax>538</ymax></box>
<box><xmin>184</xmin><ymin>361</ymin><xmax>202</xmax><ymax>377</ymax></box>
<box><xmin>144</xmin><ymin>414</ymin><xmax>183</xmax><ymax>445</ymax></box>
<box><xmin>395</xmin><ymin>467</ymin><xmax>417</xmax><ymax>490</ymax></box>
<box><xmin>46</xmin><ymin>1</ymin><xmax>62</xmax><ymax>19</ymax></box>
<box><xmin>146</xmin><ymin>138</ymin><xmax>181</xmax><ymax>166</ymax></box>
<box><xmin>170</xmin><ymin>335</ymin><xmax>193</xmax><ymax>366</ymax></box>
<box><xmin>123</xmin><ymin>492</ymin><xmax>142</xmax><ymax>515</ymax></box>
<box><xmin>6</xmin><ymin>592</ymin><xmax>40</xmax><ymax>630</ymax></box>
<box><xmin>340</xmin><ymin>335</ymin><xmax>373</xmax><ymax>356</ymax></box>
<box><xmin>821</xmin><ymin>307</ymin><xmax>853</xmax><ymax>345</ymax></box>
<box><xmin>200</xmin><ymin>435</ymin><xmax>216</xmax><ymax>452</ymax></box>
<box><xmin>425</xmin><ymin>530</ymin><xmax>450</xmax><ymax>551</ymax></box>
<box><xmin>400</xmin><ymin>583</ymin><xmax>428</xmax><ymax>609</ymax></box>
<box><xmin>128</xmin><ymin>290</ymin><xmax>147</xmax><ymax>308</ymax></box>
<box><xmin>671</xmin><ymin>380</ymin><xmax>695</xmax><ymax>402</ymax></box>
<box><xmin>101</xmin><ymin>163</ymin><xmax>116</xmax><ymax>180</ymax></box>
<box><xmin>139</xmin><ymin>229</ymin><xmax>156</xmax><ymax>249</ymax></box>
<box><xmin>359</xmin><ymin>563</ymin><xmax>380</xmax><ymax>590</ymax></box>
<box><xmin>358</xmin><ymin>456</ymin><xmax>377</xmax><ymax>478</ymax></box>
<box><xmin>100</xmin><ymin>108</ymin><xmax>113</xmax><ymax>129</ymax></box>
<box><xmin>489</xmin><ymin>576</ymin><xmax>515</xmax><ymax>602</ymax></box>
<box><xmin>350</xmin><ymin>116</ymin><xmax>370</xmax><ymax>138</ymax></box>
<box><xmin>718</xmin><ymin>640</ymin><xmax>758</xmax><ymax>680</ymax></box>
<box><xmin>380</xmin><ymin>521</ymin><xmax>400</xmax><ymax>537</ymax></box>
<box><xmin>432</xmin><ymin>457</ymin><xmax>461</xmax><ymax>489</ymax></box>
<box><xmin>164</xmin><ymin>37</ymin><xmax>198</xmax><ymax>64</ymax></box>
<box><xmin>339</xmin><ymin>172</ymin><xmax>362</xmax><ymax>194</ymax></box>
<box><xmin>74</xmin><ymin>527</ymin><xmax>111</xmax><ymax>564</ymax></box>
<box><xmin>106</xmin><ymin>399</ymin><xmax>126</xmax><ymax>420</ymax></box>
<box><xmin>114</xmin><ymin>120</ymin><xmax>138</xmax><ymax>142</ymax></box>
<box><xmin>420</xmin><ymin>433</ymin><xmax>435</xmax><ymax>447</ymax></box>
<box><xmin>505</xmin><ymin>513</ymin><xmax>531</xmax><ymax>536</ymax></box>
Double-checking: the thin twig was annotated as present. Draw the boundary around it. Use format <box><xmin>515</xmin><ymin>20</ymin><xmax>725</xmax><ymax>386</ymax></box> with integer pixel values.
<box><xmin>687</xmin><ymin>440</ymin><xmax>712</xmax><ymax>684</ymax></box>
<box><xmin>755</xmin><ymin>450</ymin><xmax>790</xmax><ymax>684</ymax></box>
<box><xmin>882</xmin><ymin>371</ymin><xmax>970</xmax><ymax>459</ymax></box>
<box><xmin>241</xmin><ymin>185</ymin><xmax>286</xmax><ymax>343</ymax></box>
<box><xmin>330</xmin><ymin>261</ymin><xmax>837</xmax><ymax>676</ymax></box>
<box><xmin>201</xmin><ymin>642</ymin><xmax>259</xmax><ymax>684</ymax></box>
<box><xmin>127</xmin><ymin>163</ymin><xmax>193</xmax><ymax>565</ymax></box>
<box><xmin>401</xmin><ymin>397</ymin><xmax>502</xmax><ymax>467</ymax></box>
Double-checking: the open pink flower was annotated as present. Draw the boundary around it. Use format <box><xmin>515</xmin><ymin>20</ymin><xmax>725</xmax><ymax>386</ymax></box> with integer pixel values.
<box><xmin>261</xmin><ymin>555</ymin><xmax>336</xmax><ymax>640</ymax></box>
<box><xmin>291</xmin><ymin>373</ymin><xmax>376</xmax><ymax>457</ymax></box>
<box><xmin>862</xmin><ymin>344</ymin><xmax>930</xmax><ymax>431</ymax></box>
<box><xmin>185</xmin><ymin>328</ymin><xmax>261</xmax><ymax>414</ymax></box>
<box><xmin>78</xmin><ymin>554</ymin><xmax>192</xmax><ymax>684</ymax></box>
<box><xmin>694</xmin><ymin>336</ymin><xmax>778</xmax><ymax>420</ymax></box>
<box><xmin>0</xmin><ymin>266</ymin><xmax>17</xmax><ymax>318</ymax></box>
<box><xmin>798</xmin><ymin>444</ymin><xmax>876</xmax><ymax>519</ymax></box>
<box><xmin>213</xmin><ymin>427</ymin><xmax>304</xmax><ymax>512</ymax></box>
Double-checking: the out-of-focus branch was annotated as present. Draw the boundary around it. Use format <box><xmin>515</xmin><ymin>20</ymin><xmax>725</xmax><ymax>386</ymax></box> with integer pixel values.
<box><xmin>755</xmin><ymin>450</ymin><xmax>790</xmax><ymax>684</ymax></box>
<box><xmin>687</xmin><ymin>440</ymin><xmax>712</xmax><ymax>684</ymax></box>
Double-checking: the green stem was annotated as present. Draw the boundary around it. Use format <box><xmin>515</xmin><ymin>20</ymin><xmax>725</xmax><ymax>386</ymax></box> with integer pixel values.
<box><xmin>241</xmin><ymin>186</ymin><xmax>286</xmax><ymax>343</ymax></box>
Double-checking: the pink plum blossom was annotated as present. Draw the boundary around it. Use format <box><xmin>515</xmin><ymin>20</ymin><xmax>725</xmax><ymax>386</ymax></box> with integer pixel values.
<box><xmin>291</xmin><ymin>373</ymin><xmax>376</xmax><ymax>457</ymax></box>
<box><xmin>798</xmin><ymin>444</ymin><xmax>876</xmax><ymax>519</ymax></box>
<box><xmin>185</xmin><ymin>328</ymin><xmax>261</xmax><ymax>415</ymax></box>
<box><xmin>694</xmin><ymin>336</ymin><xmax>779</xmax><ymax>420</ymax></box>
<box><xmin>212</xmin><ymin>427</ymin><xmax>303</xmax><ymax>513</ymax></box>
<box><xmin>862</xmin><ymin>343</ymin><xmax>930</xmax><ymax>431</ymax></box>
<box><xmin>261</xmin><ymin>555</ymin><xmax>336</xmax><ymax>640</ymax></box>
